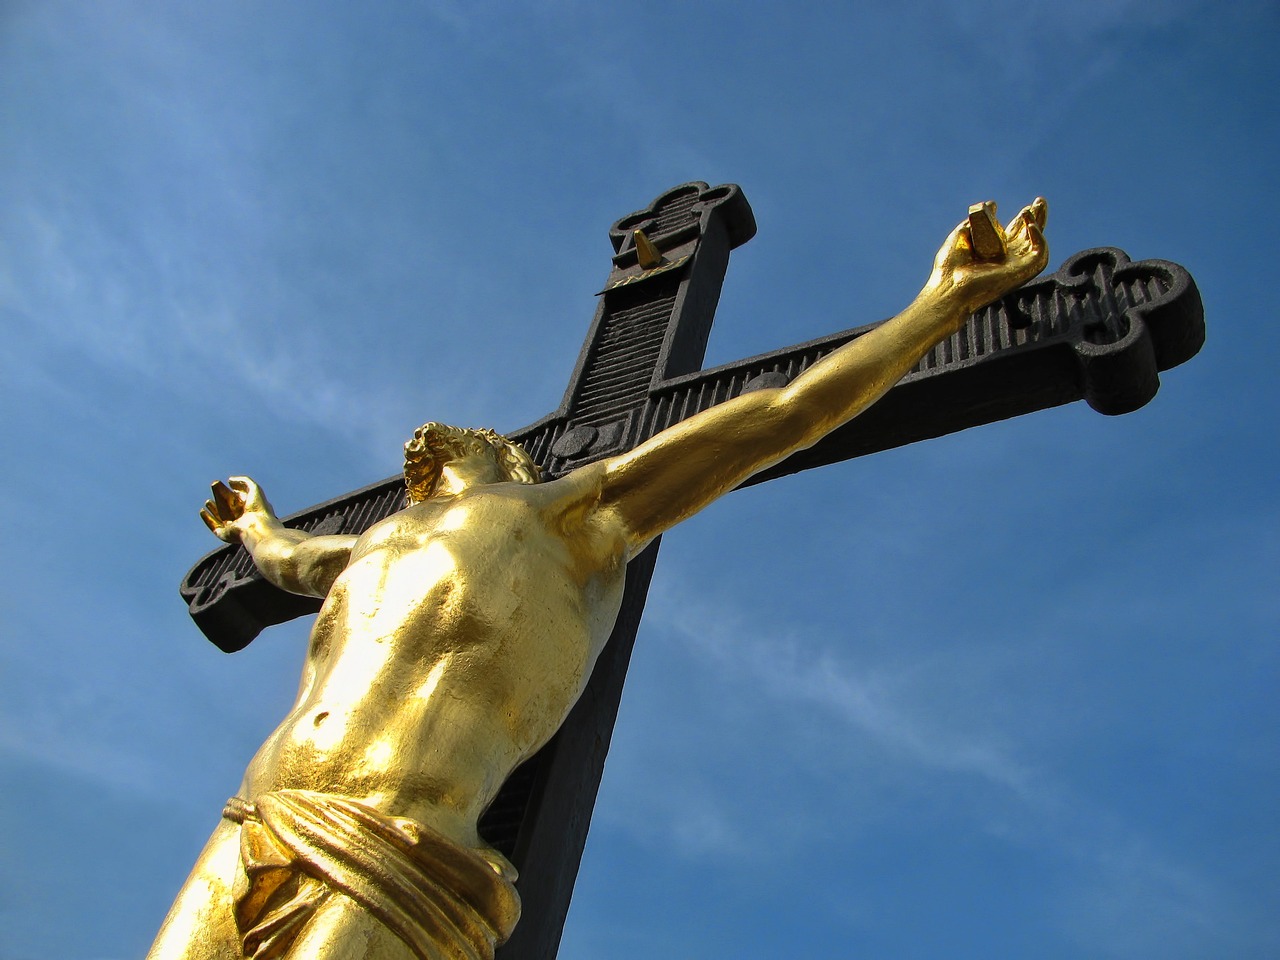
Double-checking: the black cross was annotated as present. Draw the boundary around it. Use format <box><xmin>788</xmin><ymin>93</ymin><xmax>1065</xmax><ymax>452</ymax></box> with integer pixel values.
<box><xmin>180</xmin><ymin>182</ymin><xmax>1204</xmax><ymax>959</ymax></box>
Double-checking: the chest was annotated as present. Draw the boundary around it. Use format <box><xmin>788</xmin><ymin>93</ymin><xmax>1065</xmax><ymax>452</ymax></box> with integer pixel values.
<box><xmin>348</xmin><ymin>488</ymin><xmax>620</xmax><ymax>589</ymax></box>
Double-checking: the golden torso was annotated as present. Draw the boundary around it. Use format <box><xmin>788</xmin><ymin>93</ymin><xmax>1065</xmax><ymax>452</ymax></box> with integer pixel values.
<box><xmin>240</xmin><ymin>472</ymin><xmax>629</xmax><ymax>851</ymax></box>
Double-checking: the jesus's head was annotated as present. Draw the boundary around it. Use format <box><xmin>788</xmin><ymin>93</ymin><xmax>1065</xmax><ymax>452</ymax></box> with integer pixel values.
<box><xmin>403</xmin><ymin>422</ymin><xmax>541</xmax><ymax>503</ymax></box>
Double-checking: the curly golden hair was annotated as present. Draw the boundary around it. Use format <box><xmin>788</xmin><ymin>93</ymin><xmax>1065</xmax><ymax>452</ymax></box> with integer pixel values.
<box><xmin>403</xmin><ymin>422</ymin><xmax>541</xmax><ymax>503</ymax></box>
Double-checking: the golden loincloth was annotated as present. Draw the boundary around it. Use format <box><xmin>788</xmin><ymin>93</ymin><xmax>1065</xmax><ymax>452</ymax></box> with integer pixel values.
<box><xmin>221</xmin><ymin>791</ymin><xmax>520</xmax><ymax>960</ymax></box>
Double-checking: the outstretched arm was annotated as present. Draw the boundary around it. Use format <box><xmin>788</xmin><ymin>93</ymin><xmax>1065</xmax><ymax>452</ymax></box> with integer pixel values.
<box><xmin>201</xmin><ymin>477</ymin><xmax>356</xmax><ymax>598</ymax></box>
<box><xmin>598</xmin><ymin>199</ymin><xmax>1049</xmax><ymax>552</ymax></box>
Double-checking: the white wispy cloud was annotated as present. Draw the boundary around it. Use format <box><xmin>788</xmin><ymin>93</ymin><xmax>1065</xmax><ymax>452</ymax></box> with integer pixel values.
<box><xmin>645</xmin><ymin>575</ymin><xmax>1040</xmax><ymax>798</ymax></box>
<box><xmin>609</xmin><ymin>567</ymin><xmax>1248</xmax><ymax>955</ymax></box>
<box><xmin>5</xmin><ymin>180</ymin><xmax>455</xmax><ymax>474</ymax></box>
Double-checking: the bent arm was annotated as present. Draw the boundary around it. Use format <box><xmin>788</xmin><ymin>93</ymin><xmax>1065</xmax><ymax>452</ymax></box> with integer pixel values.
<box><xmin>599</xmin><ymin>199</ymin><xmax>1049</xmax><ymax>552</ymax></box>
<box><xmin>202</xmin><ymin>477</ymin><xmax>356</xmax><ymax>598</ymax></box>
<box><xmin>236</xmin><ymin>520</ymin><xmax>356</xmax><ymax>599</ymax></box>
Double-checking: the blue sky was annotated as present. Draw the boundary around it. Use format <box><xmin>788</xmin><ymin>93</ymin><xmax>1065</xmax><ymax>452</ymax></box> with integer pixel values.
<box><xmin>1</xmin><ymin>2</ymin><xmax>1276</xmax><ymax>958</ymax></box>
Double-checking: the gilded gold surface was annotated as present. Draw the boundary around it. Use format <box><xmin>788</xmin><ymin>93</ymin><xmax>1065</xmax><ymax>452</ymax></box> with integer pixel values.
<box><xmin>632</xmin><ymin>227</ymin><xmax>664</xmax><ymax>269</ymax></box>
<box><xmin>605</xmin><ymin>252</ymin><xmax>689</xmax><ymax>289</ymax></box>
<box><xmin>154</xmin><ymin>200</ymin><xmax>1048</xmax><ymax>959</ymax></box>
<box><xmin>967</xmin><ymin>200</ymin><xmax>1005</xmax><ymax>260</ymax></box>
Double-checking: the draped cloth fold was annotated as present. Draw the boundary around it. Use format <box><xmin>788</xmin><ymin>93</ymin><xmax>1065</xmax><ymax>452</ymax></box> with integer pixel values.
<box><xmin>221</xmin><ymin>792</ymin><xmax>521</xmax><ymax>960</ymax></box>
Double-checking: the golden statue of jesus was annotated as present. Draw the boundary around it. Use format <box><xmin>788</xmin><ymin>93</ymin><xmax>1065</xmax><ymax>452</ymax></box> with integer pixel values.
<box><xmin>150</xmin><ymin>200</ymin><xmax>1047</xmax><ymax>960</ymax></box>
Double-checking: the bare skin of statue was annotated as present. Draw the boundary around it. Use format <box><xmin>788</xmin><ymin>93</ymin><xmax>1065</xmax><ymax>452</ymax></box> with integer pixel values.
<box><xmin>150</xmin><ymin>200</ymin><xmax>1048</xmax><ymax>960</ymax></box>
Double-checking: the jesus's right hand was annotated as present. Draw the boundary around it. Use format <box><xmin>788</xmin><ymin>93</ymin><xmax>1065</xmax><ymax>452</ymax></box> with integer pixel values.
<box><xmin>200</xmin><ymin>476</ymin><xmax>276</xmax><ymax>543</ymax></box>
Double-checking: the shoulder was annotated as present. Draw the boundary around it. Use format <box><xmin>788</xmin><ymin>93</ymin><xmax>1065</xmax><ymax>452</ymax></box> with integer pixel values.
<box><xmin>525</xmin><ymin>460</ymin><xmax>610</xmax><ymax>515</ymax></box>
<box><xmin>527</xmin><ymin>461</ymin><xmax>640</xmax><ymax>553</ymax></box>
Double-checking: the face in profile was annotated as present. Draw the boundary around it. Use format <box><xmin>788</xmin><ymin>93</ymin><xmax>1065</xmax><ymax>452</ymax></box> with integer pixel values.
<box><xmin>404</xmin><ymin>423</ymin><xmax>540</xmax><ymax>503</ymax></box>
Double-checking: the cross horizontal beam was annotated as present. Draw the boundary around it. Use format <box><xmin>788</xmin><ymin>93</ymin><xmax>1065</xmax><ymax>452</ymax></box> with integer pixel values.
<box><xmin>181</xmin><ymin>247</ymin><xmax>1202</xmax><ymax>649</ymax></box>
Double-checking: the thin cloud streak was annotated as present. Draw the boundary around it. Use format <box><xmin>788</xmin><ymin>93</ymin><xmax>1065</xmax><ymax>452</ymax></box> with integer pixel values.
<box><xmin>7</xmin><ymin>195</ymin><xmax>412</xmax><ymax>462</ymax></box>
<box><xmin>630</xmin><ymin>574</ymin><xmax>1250</xmax><ymax>957</ymax></box>
<box><xmin>647</xmin><ymin>578</ymin><xmax>1040</xmax><ymax>799</ymax></box>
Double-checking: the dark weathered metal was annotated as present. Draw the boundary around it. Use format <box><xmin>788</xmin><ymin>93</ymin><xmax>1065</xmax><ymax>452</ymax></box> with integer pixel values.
<box><xmin>178</xmin><ymin>184</ymin><xmax>1204</xmax><ymax>959</ymax></box>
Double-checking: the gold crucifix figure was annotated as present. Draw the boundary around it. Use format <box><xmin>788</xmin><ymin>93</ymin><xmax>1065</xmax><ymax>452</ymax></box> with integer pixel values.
<box><xmin>151</xmin><ymin>199</ymin><xmax>1048</xmax><ymax>960</ymax></box>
